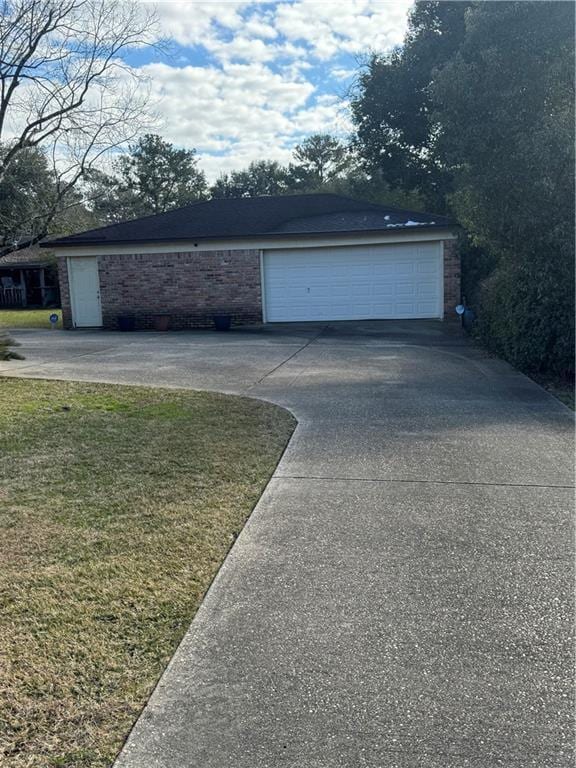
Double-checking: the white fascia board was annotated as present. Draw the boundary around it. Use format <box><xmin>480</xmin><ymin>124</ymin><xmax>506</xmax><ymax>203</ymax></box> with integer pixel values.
<box><xmin>52</xmin><ymin>229</ymin><xmax>457</xmax><ymax>259</ymax></box>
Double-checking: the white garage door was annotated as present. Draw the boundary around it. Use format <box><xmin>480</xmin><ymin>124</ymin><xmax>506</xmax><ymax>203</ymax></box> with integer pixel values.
<box><xmin>263</xmin><ymin>242</ymin><xmax>443</xmax><ymax>322</ymax></box>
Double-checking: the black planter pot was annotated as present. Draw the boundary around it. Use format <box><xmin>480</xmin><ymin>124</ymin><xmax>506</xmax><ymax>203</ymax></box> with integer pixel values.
<box><xmin>213</xmin><ymin>314</ymin><xmax>232</xmax><ymax>332</ymax></box>
<box><xmin>118</xmin><ymin>315</ymin><xmax>136</xmax><ymax>332</ymax></box>
<box><xmin>462</xmin><ymin>308</ymin><xmax>476</xmax><ymax>333</ymax></box>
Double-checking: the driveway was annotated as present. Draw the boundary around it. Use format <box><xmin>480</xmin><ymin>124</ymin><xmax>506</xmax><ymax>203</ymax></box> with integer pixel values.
<box><xmin>1</xmin><ymin>320</ymin><xmax>574</xmax><ymax>767</ymax></box>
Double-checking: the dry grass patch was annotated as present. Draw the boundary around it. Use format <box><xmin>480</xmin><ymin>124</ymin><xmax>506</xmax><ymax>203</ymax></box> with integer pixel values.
<box><xmin>0</xmin><ymin>378</ymin><xmax>295</xmax><ymax>767</ymax></box>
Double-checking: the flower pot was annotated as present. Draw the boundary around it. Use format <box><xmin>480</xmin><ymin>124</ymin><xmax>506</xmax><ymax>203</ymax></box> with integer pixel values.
<box><xmin>153</xmin><ymin>314</ymin><xmax>170</xmax><ymax>332</ymax></box>
<box><xmin>118</xmin><ymin>315</ymin><xmax>135</xmax><ymax>332</ymax></box>
<box><xmin>213</xmin><ymin>314</ymin><xmax>232</xmax><ymax>332</ymax></box>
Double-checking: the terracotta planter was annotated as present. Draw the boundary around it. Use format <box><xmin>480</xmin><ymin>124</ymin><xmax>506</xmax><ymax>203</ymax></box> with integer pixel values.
<box><xmin>153</xmin><ymin>314</ymin><xmax>170</xmax><ymax>332</ymax></box>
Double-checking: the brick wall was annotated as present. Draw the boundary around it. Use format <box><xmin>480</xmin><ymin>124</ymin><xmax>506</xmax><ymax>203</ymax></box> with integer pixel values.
<box><xmin>442</xmin><ymin>239</ymin><xmax>461</xmax><ymax>318</ymax></box>
<box><xmin>60</xmin><ymin>249</ymin><xmax>262</xmax><ymax>330</ymax></box>
<box><xmin>59</xmin><ymin>240</ymin><xmax>460</xmax><ymax>329</ymax></box>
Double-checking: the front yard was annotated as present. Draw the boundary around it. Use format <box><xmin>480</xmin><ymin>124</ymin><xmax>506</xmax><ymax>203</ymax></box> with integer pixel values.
<box><xmin>0</xmin><ymin>378</ymin><xmax>295</xmax><ymax>767</ymax></box>
<box><xmin>0</xmin><ymin>309</ymin><xmax>62</xmax><ymax>329</ymax></box>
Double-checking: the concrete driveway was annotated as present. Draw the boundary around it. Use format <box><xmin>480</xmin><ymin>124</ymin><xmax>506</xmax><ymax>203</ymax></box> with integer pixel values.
<box><xmin>1</xmin><ymin>320</ymin><xmax>574</xmax><ymax>767</ymax></box>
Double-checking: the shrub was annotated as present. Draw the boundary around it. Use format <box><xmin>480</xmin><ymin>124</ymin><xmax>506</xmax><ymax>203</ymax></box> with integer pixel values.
<box><xmin>0</xmin><ymin>332</ymin><xmax>23</xmax><ymax>360</ymax></box>
<box><xmin>475</xmin><ymin>257</ymin><xmax>574</xmax><ymax>377</ymax></box>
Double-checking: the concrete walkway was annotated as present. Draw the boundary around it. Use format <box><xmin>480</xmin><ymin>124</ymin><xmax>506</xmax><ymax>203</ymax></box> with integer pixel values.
<box><xmin>1</xmin><ymin>321</ymin><xmax>574</xmax><ymax>767</ymax></box>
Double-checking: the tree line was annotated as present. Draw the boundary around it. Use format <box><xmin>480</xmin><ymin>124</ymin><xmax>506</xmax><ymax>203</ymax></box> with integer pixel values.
<box><xmin>85</xmin><ymin>132</ymin><xmax>391</xmax><ymax>225</ymax></box>
<box><xmin>2</xmin><ymin>129</ymin><xmax>421</xmax><ymax>234</ymax></box>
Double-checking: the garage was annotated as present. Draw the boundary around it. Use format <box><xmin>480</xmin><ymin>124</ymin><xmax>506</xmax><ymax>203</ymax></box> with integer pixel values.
<box><xmin>47</xmin><ymin>193</ymin><xmax>458</xmax><ymax>330</ymax></box>
<box><xmin>263</xmin><ymin>242</ymin><xmax>443</xmax><ymax>322</ymax></box>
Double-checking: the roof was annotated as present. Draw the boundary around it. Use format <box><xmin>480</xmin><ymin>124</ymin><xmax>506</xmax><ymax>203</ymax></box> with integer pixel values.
<box><xmin>43</xmin><ymin>194</ymin><xmax>453</xmax><ymax>248</ymax></box>
<box><xmin>0</xmin><ymin>242</ymin><xmax>55</xmax><ymax>267</ymax></box>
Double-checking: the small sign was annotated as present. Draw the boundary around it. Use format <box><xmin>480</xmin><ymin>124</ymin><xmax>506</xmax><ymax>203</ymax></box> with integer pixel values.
<box><xmin>455</xmin><ymin>304</ymin><xmax>465</xmax><ymax>316</ymax></box>
<box><xmin>49</xmin><ymin>313</ymin><xmax>59</xmax><ymax>328</ymax></box>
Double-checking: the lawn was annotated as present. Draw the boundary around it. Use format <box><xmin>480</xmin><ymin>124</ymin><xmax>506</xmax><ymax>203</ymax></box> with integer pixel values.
<box><xmin>0</xmin><ymin>308</ymin><xmax>62</xmax><ymax>329</ymax></box>
<box><xmin>0</xmin><ymin>378</ymin><xmax>295</xmax><ymax>767</ymax></box>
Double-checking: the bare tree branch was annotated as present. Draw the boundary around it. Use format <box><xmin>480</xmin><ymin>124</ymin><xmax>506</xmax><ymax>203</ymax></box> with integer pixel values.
<box><xmin>0</xmin><ymin>0</ymin><xmax>160</xmax><ymax>253</ymax></box>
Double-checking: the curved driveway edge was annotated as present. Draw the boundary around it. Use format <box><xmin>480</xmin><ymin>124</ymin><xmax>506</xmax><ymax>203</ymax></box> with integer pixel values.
<box><xmin>1</xmin><ymin>320</ymin><xmax>574</xmax><ymax>767</ymax></box>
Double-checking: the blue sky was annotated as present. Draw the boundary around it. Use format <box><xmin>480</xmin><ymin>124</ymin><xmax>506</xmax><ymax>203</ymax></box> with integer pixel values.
<box><xmin>123</xmin><ymin>1</ymin><xmax>412</xmax><ymax>179</ymax></box>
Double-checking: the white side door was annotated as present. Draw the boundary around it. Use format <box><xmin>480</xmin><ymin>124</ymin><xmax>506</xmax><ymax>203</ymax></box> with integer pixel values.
<box><xmin>68</xmin><ymin>257</ymin><xmax>102</xmax><ymax>327</ymax></box>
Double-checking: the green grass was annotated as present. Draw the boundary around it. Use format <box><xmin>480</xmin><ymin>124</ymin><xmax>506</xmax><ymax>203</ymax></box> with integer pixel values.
<box><xmin>0</xmin><ymin>308</ymin><xmax>62</xmax><ymax>329</ymax></box>
<box><xmin>0</xmin><ymin>378</ymin><xmax>295</xmax><ymax>767</ymax></box>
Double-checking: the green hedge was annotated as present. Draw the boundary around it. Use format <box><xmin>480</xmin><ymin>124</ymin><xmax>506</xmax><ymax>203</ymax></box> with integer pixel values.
<box><xmin>475</xmin><ymin>258</ymin><xmax>574</xmax><ymax>377</ymax></box>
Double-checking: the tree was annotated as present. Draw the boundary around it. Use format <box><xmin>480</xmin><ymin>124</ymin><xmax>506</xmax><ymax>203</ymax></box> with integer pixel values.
<box><xmin>320</xmin><ymin>169</ymin><xmax>425</xmax><ymax>211</ymax></box>
<box><xmin>88</xmin><ymin>135</ymin><xmax>207</xmax><ymax>223</ymax></box>
<box><xmin>432</xmin><ymin>1</ymin><xmax>574</xmax><ymax>375</ymax></box>
<box><xmin>210</xmin><ymin>139</ymin><xmax>353</xmax><ymax>199</ymax></box>
<box><xmin>208</xmin><ymin>139</ymin><xmax>425</xmax><ymax>208</ymax></box>
<box><xmin>0</xmin><ymin>0</ymin><xmax>156</xmax><ymax>255</ymax></box>
<box><xmin>351</xmin><ymin>0</ymin><xmax>574</xmax><ymax>376</ymax></box>
<box><xmin>350</xmin><ymin>1</ymin><xmax>472</xmax><ymax>210</ymax></box>
<box><xmin>288</xmin><ymin>134</ymin><xmax>352</xmax><ymax>189</ymax></box>
<box><xmin>0</xmin><ymin>145</ymin><xmax>55</xmax><ymax>245</ymax></box>
<box><xmin>433</xmin><ymin>2</ymin><xmax>574</xmax><ymax>257</ymax></box>
<box><xmin>83</xmin><ymin>168</ymin><xmax>138</xmax><ymax>225</ymax></box>
<box><xmin>210</xmin><ymin>160</ymin><xmax>290</xmax><ymax>199</ymax></box>
<box><xmin>0</xmin><ymin>144</ymin><xmax>97</xmax><ymax>244</ymax></box>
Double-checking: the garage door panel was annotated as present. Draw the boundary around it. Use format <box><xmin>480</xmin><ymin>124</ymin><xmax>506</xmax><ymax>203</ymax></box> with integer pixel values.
<box><xmin>417</xmin><ymin>280</ymin><xmax>436</xmax><ymax>293</ymax></box>
<box><xmin>330</xmin><ymin>284</ymin><xmax>354</xmax><ymax>297</ymax></box>
<box><xmin>264</xmin><ymin>243</ymin><xmax>442</xmax><ymax>322</ymax></box>
<box><xmin>396</xmin><ymin>281</ymin><xmax>418</xmax><ymax>296</ymax></box>
<box><xmin>417</xmin><ymin>260</ymin><xmax>437</xmax><ymax>275</ymax></box>
<box><xmin>394</xmin><ymin>262</ymin><xmax>416</xmax><ymax>276</ymax></box>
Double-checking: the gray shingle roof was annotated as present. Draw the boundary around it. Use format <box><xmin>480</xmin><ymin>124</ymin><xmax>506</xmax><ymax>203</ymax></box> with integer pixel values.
<box><xmin>0</xmin><ymin>243</ymin><xmax>55</xmax><ymax>267</ymax></box>
<box><xmin>43</xmin><ymin>193</ymin><xmax>453</xmax><ymax>248</ymax></box>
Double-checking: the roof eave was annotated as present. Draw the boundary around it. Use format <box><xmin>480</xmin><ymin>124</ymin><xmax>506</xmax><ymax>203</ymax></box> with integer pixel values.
<box><xmin>0</xmin><ymin>261</ymin><xmax>53</xmax><ymax>268</ymax></box>
<box><xmin>44</xmin><ymin>223</ymin><xmax>456</xmax><ymax>249</ymax></box>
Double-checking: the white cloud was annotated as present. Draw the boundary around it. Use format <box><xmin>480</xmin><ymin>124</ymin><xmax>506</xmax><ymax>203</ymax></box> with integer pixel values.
<box><xmin>141</xmin><ymin>60</ymin><xmax>354</xmax><ymax>179</ymax></box>
<box><xmin>203</xmin><ymin>35</ymin><xmax>278</xmax><ymax>63</ymax></box>
<box><xmin>289</xmin><ymin>99</ymin><xmax>352</xmax><ymax>136</ymax></box>
<box><xmin>274</xmin><ymin>0</ymin><xmax>411</xmax><ymax>60</ymax></box>
<box><xmin>151</xmin><ymin>1</ymin><xmax>249</xmax><ymax>47</ymax></box>
<box><xmin>243</xmin><ymin>12</ymin><xmax>278</xmax><ymax>40</ymax></box>
<box><xmin>144</xmin><ymin>61</ymin><xmax>309</xmax><ymax>137</ymax></box>
<box><xmin>132</xmin><ymin>0</ymin><xmax>413</xmax><ymax>179</ymax></box>
<box><xmin>201</xmin><ymin>143</ymin><xmax>293</xmax><ymax>181</ymax></box>
<box><xmin>152</xmin><ymin>0</ymin><xmax>411</xmax><ymax>63</ymax></box>
<box><xmin>331</xmin><ymin>66</ymin><xmax>357</xmax><ymax>81</ymax></box>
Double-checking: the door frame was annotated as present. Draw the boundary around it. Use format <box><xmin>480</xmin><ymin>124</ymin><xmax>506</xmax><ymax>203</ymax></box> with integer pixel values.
<box><xmin>67</xmin><ymin>256</ymin><xmax>102</xmax><ymax>328</ymax></box>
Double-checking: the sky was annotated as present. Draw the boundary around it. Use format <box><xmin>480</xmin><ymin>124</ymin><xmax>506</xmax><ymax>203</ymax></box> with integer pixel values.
<box><xmin>125</xmin><ymin>1</ymin><xmax>413</xmax><ymax>180</ymax></box>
